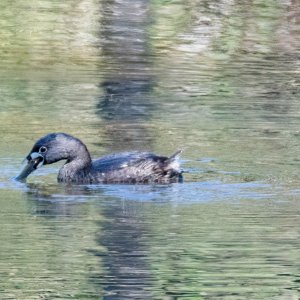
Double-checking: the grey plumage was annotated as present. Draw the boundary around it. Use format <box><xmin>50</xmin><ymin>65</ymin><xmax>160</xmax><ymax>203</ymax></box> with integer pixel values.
<box><xmin>16</xmin><ymin>133</ymin><xmax>183</xmax><ymax>184</ymax></box>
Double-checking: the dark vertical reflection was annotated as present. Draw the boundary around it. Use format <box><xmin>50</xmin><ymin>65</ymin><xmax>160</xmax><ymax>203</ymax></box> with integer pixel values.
<box><xmin>95</xmin><ymin>202</ymin><xmax>153</xmax><ymax>299</ymax></box>
<box><xmin>97</xmin><ymin>0</ymin><xmax>155</xmax><ymax>151</ymax></box>
<box><xmin>94</xmin><ymin>1</ymin><xmax>155</xmax><ymax>297</ymax></box>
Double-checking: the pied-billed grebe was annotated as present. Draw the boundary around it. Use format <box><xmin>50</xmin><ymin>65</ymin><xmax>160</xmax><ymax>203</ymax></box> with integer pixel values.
<box><xmin>15</xmin><ymin>133</ymin><xmax>183</xmax><ymax>184</ymax></box>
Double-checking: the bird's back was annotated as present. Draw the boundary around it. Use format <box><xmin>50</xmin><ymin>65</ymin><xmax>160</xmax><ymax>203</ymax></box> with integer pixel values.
<box><xmin>91</xmin><ymin>151</ymin><xmax>182</xmax><ymax>184</ymax></box>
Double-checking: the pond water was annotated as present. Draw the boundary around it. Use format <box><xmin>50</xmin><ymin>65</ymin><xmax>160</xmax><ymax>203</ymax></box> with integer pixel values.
<box><xmin>1</xmin><ymin>0</ymin><xmax>300</xmax><ymax>299</ymax></box>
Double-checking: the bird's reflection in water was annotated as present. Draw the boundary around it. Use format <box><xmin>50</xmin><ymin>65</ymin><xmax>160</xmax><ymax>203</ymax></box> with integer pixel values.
<box><xmin>24</xmin><ymin>183</ymin><xmax>96</xmax><ymax>217</ymax></box>
<box><xmin>25</xmin><ymin>182</ymin><xmax>153</xmax><ymax>299</ymax></box>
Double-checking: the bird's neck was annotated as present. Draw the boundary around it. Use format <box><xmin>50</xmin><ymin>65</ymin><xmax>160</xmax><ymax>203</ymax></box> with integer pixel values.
<box><xmin>58</xmin><ymin>148</ymin><xmax>92</xmax><ymax>183</ymax></box>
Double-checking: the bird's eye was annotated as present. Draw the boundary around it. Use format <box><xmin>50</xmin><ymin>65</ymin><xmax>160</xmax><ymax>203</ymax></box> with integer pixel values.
<box><xmin>39</xmin><ymin>146</ymin><xmax>48</xmax><ymax>153</ymax></box>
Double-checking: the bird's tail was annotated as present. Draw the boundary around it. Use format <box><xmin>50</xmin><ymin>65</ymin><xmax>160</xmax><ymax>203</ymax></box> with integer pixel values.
<box><xmin>164</xmin><ymin>150</ymin><xmax>183</xmax><ymax>179</ymax></box>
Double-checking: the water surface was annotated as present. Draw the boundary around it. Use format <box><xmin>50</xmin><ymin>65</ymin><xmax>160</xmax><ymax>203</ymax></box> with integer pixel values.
<box><xmin>1</xmin><ymin>0</ymin><xmax>300</xmax><ymax>299</ymax></box>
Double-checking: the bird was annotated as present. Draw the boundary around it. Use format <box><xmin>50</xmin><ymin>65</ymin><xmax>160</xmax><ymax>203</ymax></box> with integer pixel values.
<box><xmin>15</xmin><ymin>133</ymin><xmax>183</xmax><ymax>184</ymax></box>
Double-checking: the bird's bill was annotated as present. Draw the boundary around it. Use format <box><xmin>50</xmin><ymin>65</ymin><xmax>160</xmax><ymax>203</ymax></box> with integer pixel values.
<box><xmin>15</xmin><ymin>153</ymin><xmax>44</xmax><ymax>182</ymax></box>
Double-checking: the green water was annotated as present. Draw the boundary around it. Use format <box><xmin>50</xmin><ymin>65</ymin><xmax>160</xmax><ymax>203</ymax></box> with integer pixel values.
<box><xmin>1</xmin><ymin>0</ymin><xmax>300</xmax><ymax>299</ymax></box>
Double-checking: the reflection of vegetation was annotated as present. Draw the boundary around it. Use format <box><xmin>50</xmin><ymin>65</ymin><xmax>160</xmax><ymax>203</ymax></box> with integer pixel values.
<box><xmin>0</xmin><ymin>0</ymin><xmax>100</xmax><ymax>69</ymax></box>
<box><xmin>145</xmin><ymin>201</ymin><xmax>300</xmax><ymax>299</ymax></box>
<box><xmin>149</xmin><ymin>0</ymin><xmax>190</xmax><ymax>50</ymax></box>
<box><xmin>150</xmin><ymin>0</ymin><xmax>285</xmax><ymax>57</ymax></box>
<box><xmin>0</xmin><ymin>190</ymin><xmax>105</xmax><ymax>298</ymax></box>
<box><xmin>213</xmin><ymin>0</ymin><xmax>282</xmax><ymax>56</ymax></box>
